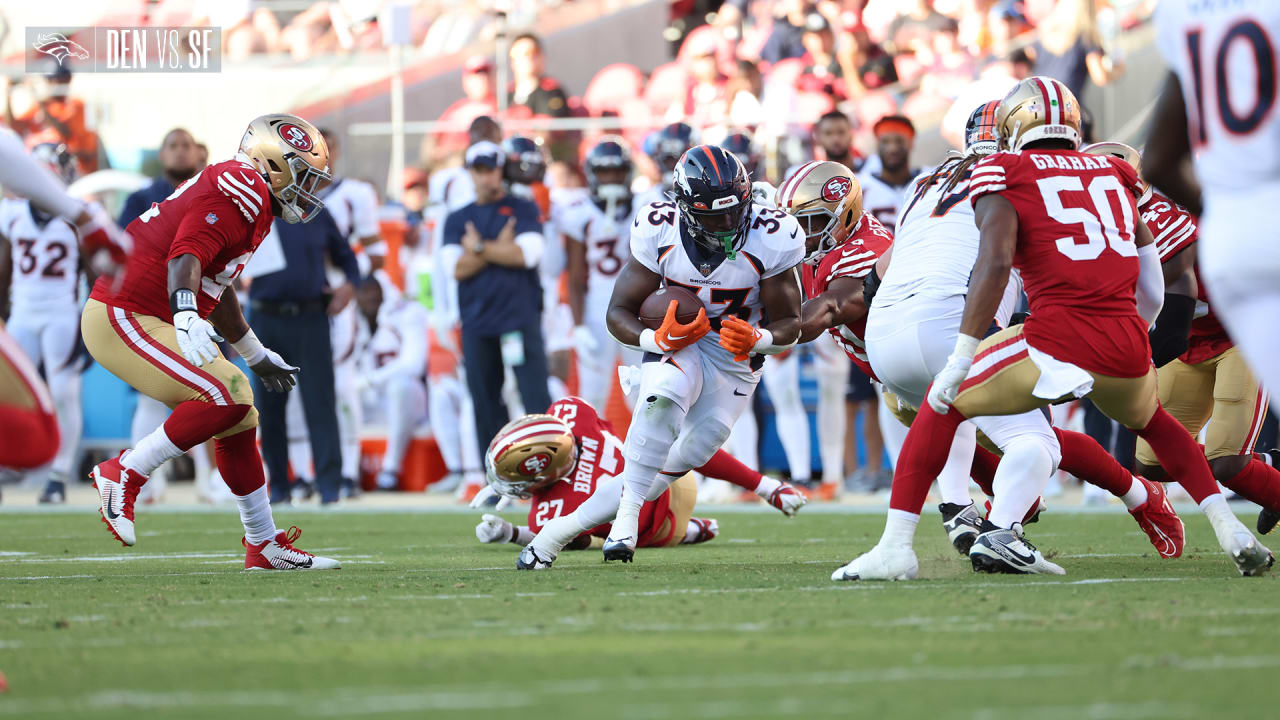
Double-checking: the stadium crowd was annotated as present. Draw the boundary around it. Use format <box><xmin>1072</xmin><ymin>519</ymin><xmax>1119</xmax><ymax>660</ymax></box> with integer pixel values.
<box><xmin>6</xmin><ymin>0</ymin><xmax>1272</xmax><ymax>515</ymax></box>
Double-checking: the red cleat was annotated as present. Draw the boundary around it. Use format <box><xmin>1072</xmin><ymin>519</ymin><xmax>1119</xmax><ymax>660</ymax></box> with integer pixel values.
<box><xmin>684</xmin><ymin>517</ymin><xmax>719</xmax><ymax>545</ymax></box>
<box><xmin>243</xmin><ymin>526</ymin><xmax>341</xmax><ymax>570</ymax></box>
<box><xmin>91</xmin><ymin>452</ymin><xmax>144</xmax><ymax>546</ymax></box>
<box><xmin>1129</xmin><ymin>477</ymin><xmax>1184</xmax><ymax>558</ymax></box>
<box><xmin>766</xmin><ymin>482</ymin><xmax>809</xmax><ymax>516</ymax></box>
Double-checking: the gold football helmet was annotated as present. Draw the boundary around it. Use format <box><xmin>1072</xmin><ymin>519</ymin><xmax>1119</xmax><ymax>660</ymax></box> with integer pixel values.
<box><xmin>995</xmin><ymin>76</ymin><xmax>1083</xmax><ymax>152</ymax></box>
<box><xmin>239</xmin><ymin>113</ymin><xmax>332</xmax><ymax>224</ymax></box>
<box><xmin>1082</xmin><ymin>141</ymin><xmax>1150</xmax><ymax>202</ymax></box>
<box><xmin>775</xmin><ymin>160</ymin><xmax>863</xmax><ymax>265</ymax></box>
<box><xmin>484</xmin><ymin>414</ymin><xmax>578</xmax><ymax>499</ymax></box>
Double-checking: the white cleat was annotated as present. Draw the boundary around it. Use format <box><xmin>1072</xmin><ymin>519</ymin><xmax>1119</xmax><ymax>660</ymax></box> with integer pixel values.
<box><xmin>516</xmin><ymin>544</ymin><xmax>555</xmax><ymax>570</ymax></box>
<box><xmin>1213</xmin><ymin>519</ymin><xmax>1274</xmax><ymax>577</ymax></box>
<box><xmin>969</xmin><ymin>522</ymin><xmax>1065</xmax><ymax>575</ymax></box>
<box><xmin>831</xmin><ymin>543</ymin><xmax>919</xmax><ymax>581</ymax></box>
<box><xmin>91</xmin><ymin>453</ymin><xmax>142</xmax><ymax>547</ymax></box>
<box><xmin>243</xmin><ymin>526</ymin><xmax>340</xmax><ymax>570</ymax></box>
<box><xmin>602</xmin><ymin>535</ymin><xmax>636</xmax><ymax>563</ymax></box>
<box><xmin>765</xmin><ymin>483</ymin><xmax>808</xmax><ymax>517</ymax></box>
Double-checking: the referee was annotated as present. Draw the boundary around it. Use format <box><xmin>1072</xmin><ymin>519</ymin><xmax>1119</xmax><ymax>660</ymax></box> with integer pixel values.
<box><xmin>248</xmin><ymin>210</ymin><xmax>360</xmax><ymax>504</ymax></box>
<box><xmin>439</xmin><ymin>141</ymin><xmax>551</xmax><ymax>460</ymax></box>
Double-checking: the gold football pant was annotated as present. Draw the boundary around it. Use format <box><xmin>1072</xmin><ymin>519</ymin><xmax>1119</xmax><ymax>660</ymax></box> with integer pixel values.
<box><xmin>1135</xmin><ymin>346</ymin><xmax>1267</xmax><ymax>466</ymax></box>
<box><xmin>0</xmin><ymin>322</ymin><xmax>59</xmax><ymax>468</ymax></box>
<box><xmin>81</xmin><ymin>299</ymin><xmax>258</xmax><ymax>439</ymax></box>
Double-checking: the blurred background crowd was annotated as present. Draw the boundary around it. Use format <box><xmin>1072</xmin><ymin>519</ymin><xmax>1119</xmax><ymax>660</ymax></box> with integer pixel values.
<box><xmin>7</xmin><ymin>0</ymin><xmax>1259</xmax><ymax>510</ymax></box>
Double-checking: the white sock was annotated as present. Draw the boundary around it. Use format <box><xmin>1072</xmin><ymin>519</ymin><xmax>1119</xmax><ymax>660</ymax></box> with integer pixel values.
<box><xmin>237</xmin><ymin>485</ymin><xmax>278</xmax><ymax>544</ymax></box>
<box><xmin>754</xmin><ymin>475</ymin><xmax>782</xmax><ymax>499</ymax></box>
<box><xmin>612</xmin><ymin>461</ymin><xmax>662</xmax><ymax>541</ymax></box>
<box><xmin>1121</xmin><ymin>476</ymin><xmax>1148</xmax><ymax>510</ymax></box>
<box><xmin>937</xmin><ymin>423</ymin><xmax>978</xmax><ymax>505</ymax></box>
<box><xmin>987</xmin><ymin>440</ymin><xmax>1053</xmax><ymax>529</ymax></box>
<box><xmin>879</xmin><ymin>508</ymin><xmax>920</xmax><ymax>547</ymax></box>
<box><xmin>1199</xmin><ymin>493</ymin><xmax>1234</xmax><ymax>529</ymax></box>
<box><xmin>121</xmin><ymin>426</ymin><xmax>183</xmax><ymax>477</ymax></box>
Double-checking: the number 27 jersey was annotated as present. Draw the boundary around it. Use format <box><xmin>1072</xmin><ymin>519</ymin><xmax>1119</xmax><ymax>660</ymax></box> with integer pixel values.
<box><xmin>630</xmin><ymin>201</ymin><xmax>805</xmax><ymax>370</ymax></box>
<box><xmin>968</xmin><ymin>149</ymin><xmax>1148</xmax><ymax>377</ymax></box>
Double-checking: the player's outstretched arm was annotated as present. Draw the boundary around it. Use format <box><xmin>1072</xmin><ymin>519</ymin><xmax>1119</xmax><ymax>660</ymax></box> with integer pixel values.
<box><xmin>1145</xmin><ymin>72</ymin><xmax>1202</xmax><ymax>217</ymax></box>
<box><xmin>799</xmin><ymin>275</ymin><xmax>865</xmax><ymax>342</ymax></box>
<box><xmin>605</xmin><ymin>258</ymin><xmax>662</xmax><ymax>348</ymax></box>
<box><xmin>207</xmin><ymin>288</ymin><xmax>300</xmax><ymax>393</ymax></box>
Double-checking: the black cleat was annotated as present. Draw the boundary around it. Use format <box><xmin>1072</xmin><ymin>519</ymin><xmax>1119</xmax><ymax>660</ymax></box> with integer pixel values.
<box><xmin>969</xmin><ymin>520</ymin><xmax>1065</xmax><ymax>575</ymax></box>
<box><xmin>1258</xmin><ymin>508</ymin><xmax>1280</xmax><ymax>535</ymax></box>
<box><xmin>939</xmin><ymin>501</ymin><xmax>981</xmax><ymax>555</ymax></box>
<box><xmin>602</xmin><ymin>537</ymin><xmax>635</xmax><ymax>563</ymax></box>
<box><xmin>516</xmin><ymin>545</ymin><xmax>554</xmax><ymax>570</ymax></box>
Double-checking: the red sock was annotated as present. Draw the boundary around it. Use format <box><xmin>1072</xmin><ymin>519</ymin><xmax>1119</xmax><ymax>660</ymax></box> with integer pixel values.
<box><xmin>214</xmin><ymin>427</ymin><xmax>267</xmax><ymax>496</ymax></box>
<box><xmin>969</xmin><ymin>447</ymin><xmax>999</xmax><ymax>497</ymax></box>
<box><xmin>696</xmin><ymin>450</ymin><xmax>763</xmax><ymax>491</ymax></box>
<box><xmin>1135</xmin><ymin>406</ymin><xmax>1219</xmax><ymax>504</ymax></box>
<box><xmin>1054</xmin><ymin>428</ymin><xmax>1132</xmax><ymax>497</ymax></box>
<box><xmin>1220</xmin><ymin>457</ymin><xmax>1280</xmax><ymax>511</ymax></box>
<box><xmin>163</xmin><ymin>401</ymin><xmax>250</xmax><ymax>450</ymax></box>
<box><xmin>890</xmin><ymin>402</ymin><xmax>966</xmax><ymax>513</ymax></box>
<box><xmin>0</xmin><ymin>403</ymin><xmax>58</xmax><ymax>469</ymax></box>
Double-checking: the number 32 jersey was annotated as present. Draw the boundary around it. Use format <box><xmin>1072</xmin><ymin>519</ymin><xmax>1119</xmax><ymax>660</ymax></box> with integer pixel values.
<box><xmin>630</xmin><ymin>201</ymin><xmax>805</xmax><ymax>371</ymax></box>
<box><xmin>90</xmin><ymin>156</ymin><xmax>274</xmax><ymax>320</ymax></box>
<box><xmin>528</xmin><ymin>397</ymin><xmax>678</xmax><ymax>548</ymax></box>
<box><xmin>969</xmin><ymin>149</ymin><xmax>1148</xmax><ymax>377</ymax></box>
<box><xmin>1</xmin><ymin>198</ymin><xmax>82</xmax><ymax>316</ymax></box>
<box><xmin>1156</xmin><ymin>2</ymin><xmax>1280</xmax><ymax>193</ymax></box>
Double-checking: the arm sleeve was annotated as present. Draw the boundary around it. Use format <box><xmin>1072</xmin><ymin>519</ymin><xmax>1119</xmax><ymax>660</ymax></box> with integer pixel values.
<box><xmin>353</xmin><ymin>183</ymin><xmax>381</xmax><ymax>239</ymax></box>
<box><xmin>169</xmin><ymin>192</ymin><xmax>251</xmax><ymax>268</ymax></box>
<box><xmin>514</xmin><ymin>232</ymin><xmax>544</xmax><ymax>269</ymax></box>
<box><xmin>0</xmin><ymin>126</ymin><xmax>83</xmax><ymax>219</ymax></box>
<box><xmin>1149</xmin><ymin>293</ymin><xmax>1196</xmax><ymax>367</ymax></box>
<box><xmin>1135</xmin><ymin>242</ymin><xmax>1165</xmax><ymax>327</ymax></box>
<box><xmin>326</xmin><ymin>215</ymin><xmax>362</xmax><ymax>285</ymax></box>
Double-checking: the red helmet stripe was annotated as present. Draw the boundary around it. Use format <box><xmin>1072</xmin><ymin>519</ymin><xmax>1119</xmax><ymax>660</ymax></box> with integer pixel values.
<box><xmin>785</xmin><ymin>161</ymin><xmax>823</xmax><ymax>207</ymax></box>
<box><xmin>1032</xmin><ymin>76</ymin><xmax>1055</xmax><ymax>125</ymax></box>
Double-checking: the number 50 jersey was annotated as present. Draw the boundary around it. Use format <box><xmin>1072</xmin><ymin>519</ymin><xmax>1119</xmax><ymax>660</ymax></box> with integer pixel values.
<box><xmin>629</xmin><ymin>200</ymin><xmax>805</xmax><ymax>372</ymax></box>
<box><xmin>968</xmin><ymin>149</ymin><xmax>1148</xmax><ymax>377</ymax></box>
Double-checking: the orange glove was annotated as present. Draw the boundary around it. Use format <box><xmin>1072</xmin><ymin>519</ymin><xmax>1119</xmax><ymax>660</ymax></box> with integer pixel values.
<box><xmin>654</xmin><ymin>300</ymin><xmax>710</xmax><ymax>353</ymax></box>
<box><xmin>718</xmin><ymin>315</ymin><xmax>761</xmax><ymax>361</ymax></box>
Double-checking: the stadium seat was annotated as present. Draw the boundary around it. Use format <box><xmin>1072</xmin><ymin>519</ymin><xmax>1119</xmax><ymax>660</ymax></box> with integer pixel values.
<box><xmin>583</xmin><ymin>63</ymin><xmax>646</xmax><ymax>116</ymax></box>
<box><xmin>645</xmin><ymin>62</ymin><xmax>688</xmax><ymax>115</ymax></box>
<box><xmin>676</xmin><ymin>24</ymin><xmax>728</xmax><ymax>65</ymax></box>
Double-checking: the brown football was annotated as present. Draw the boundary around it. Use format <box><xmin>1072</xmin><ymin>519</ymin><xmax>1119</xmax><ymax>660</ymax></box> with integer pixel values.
<box><xmin>638</xmin><ymin>285</ymin><xmax>704</xmax><ymax>329</ymax></box>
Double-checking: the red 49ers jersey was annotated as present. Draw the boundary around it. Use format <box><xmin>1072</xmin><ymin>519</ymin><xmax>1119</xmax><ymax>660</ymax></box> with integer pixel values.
<box><xmin>1143</xmin><ymin>190</ymin><xmax>1232</xmax><ymax>365</ymax></box>
<box><xmin>527</xmin><ymin>397</ymin><xmax>675</xmax><ymax>547</ymax></box>
<box><xmin>91</xmin><ymin>157</ymin><xmax>274</xmax><ymax>320</ymax></box>
<box><xmin>802</xmin><ymin>213</ymin><xmax>893</xmax><ymax>380</ymax></box>
<box><xmin>969</xmin><ymin>149</ymin><xmax>1150</xmax><ymax>377</ymax></box>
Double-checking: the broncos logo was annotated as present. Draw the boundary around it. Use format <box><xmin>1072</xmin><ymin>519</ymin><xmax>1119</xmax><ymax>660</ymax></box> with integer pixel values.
<box><xmin>33</xmin><ymin>33</ymin><xmax>90</xmax><ymax>66</ymax></box>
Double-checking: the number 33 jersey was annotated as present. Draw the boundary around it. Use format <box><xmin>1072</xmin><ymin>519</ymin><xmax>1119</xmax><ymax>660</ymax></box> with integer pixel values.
<box><xmin>90</xmin><ymin>156</ymin><xmax>275</xmax><ymax>320</ymax></box>
<box><xmin>630</xmin><ymin>200</ymin><xmax>805</xmax><ymax>371</ymax></box>
<box><xmin>969</xmin><ymin>149</ymin><xmax>1148</xmax><ymax>377</ymax></box>
<box><xmin>528</xmin><ymin>397</ymin><xmax>676</xmax><ymax>547</ymax></box>
<box><xmin>0</xmin><ymin>198</ymin><xmax>83</xmax><ymax>316</ymax></box>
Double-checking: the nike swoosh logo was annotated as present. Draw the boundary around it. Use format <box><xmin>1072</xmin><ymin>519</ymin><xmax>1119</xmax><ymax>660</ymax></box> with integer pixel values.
<box><xmin>104</xmin><ymin>488</ymin><xmax>119</xmax><ymax>520</ymax></box>
<box><xmin>239</xmin><ymin>171</ymin><xmax>256</xmax><ymax>185</ymax></box>
<box><xmin>667</xmin><ymin>333</ymin><xmax>687</xmax><ymax>342</ymax></box>
<box><xmin>1000</xmin><ymin>542</ymin><xmax>1037</xmax><ymax>565</ymax></box>
<box><xmin>790</xmin><ymin>229</ymin><xmax>798</xmax><ymax>239</ymax></box>
<box><xmin>276</xmin><ymin>556</ymin><xmax>313</xmax><ymax>569</ymax></box>
<box><xmin>733</xmin><ymin>389</ymin><xmax>749</xmax><ymax>396</ymax></box>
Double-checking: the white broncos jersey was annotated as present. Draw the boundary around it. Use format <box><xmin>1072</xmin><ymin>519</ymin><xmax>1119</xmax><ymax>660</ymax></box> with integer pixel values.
<box><xmin>874</xmin><ymin>162</ymin><xmax>1021</xmax><ymax>326</ymax></box>
<box><xmin>1156</xmin><ymin>1</ymin><xmax>1280</xmax><ymax>194</ymax></box>
<box><xmin>630</xmin><ymin>200</ymin><xmax>804</xmax><ymax>371</ymax></box>
<box><xmin>856</xmin><ymin>169</ymin><xmax>917</xmax><ymax>232</ymax></box>
<box><xmin>559</xmin><ymin>193</ymin><xmax>636</xmax><ymax>303</ymax></box>
<box><xmin>1</xmin><ymin>197</ymin><xmax>82</xmax><ymax>314</ymax></box>
<box><xmin>362</xmin><ymin>296</ymin><xmax>428</xmax><ymax>384</ymax></box>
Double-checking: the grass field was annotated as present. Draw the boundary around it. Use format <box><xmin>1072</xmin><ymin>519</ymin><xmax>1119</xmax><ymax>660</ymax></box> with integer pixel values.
<box><xmin>1</xmin><ymin>506</ymin><xmax>1278</xmax><ymax>719</ymax></box>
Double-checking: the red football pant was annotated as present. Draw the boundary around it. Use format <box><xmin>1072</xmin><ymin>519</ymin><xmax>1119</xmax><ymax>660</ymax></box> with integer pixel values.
<box><xmin>214</xmin><ymin>427</ymin><xmax>267</xmax><ymax>496</ymax></box>
<box><xmin>163</xmin><ymin>401</ymin><xmax>250</xmax><ymax>450</ymax></box>
<box><xmin>1054</xmin><ymin>428</ymin><xmax>1133</xmax><ymax>496</ymax></box>
<box><xmin>0</xmin><ymin>403</ymin><xmax>59</xmax><ymax>469</ymax></box>
<box><xmin>1220</xmin><ymin>456</ymin><xmax>1280</xmax><ymax>511</ymax></box>
<box><xmin>1134</xmin><ymin>406</ymin><xmax>1220</xmax><ymax>504</ymax></box>
<box><xmin>697</xmin><ymin>450</ymin><xmax>763</xmax><ymax>491</ymax></box>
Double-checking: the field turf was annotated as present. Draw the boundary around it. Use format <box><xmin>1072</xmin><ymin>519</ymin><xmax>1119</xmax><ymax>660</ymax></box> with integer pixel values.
<box><xmin>0</xmin><ymin>507</ymin><xmax>1277</xmax><ymax>719</ymax></box>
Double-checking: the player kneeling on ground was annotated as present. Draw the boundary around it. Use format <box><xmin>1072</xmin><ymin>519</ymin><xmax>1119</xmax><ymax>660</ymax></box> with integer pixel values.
<box><xmin>477</xmin><ymin>396</ymin><xmax>805</xmax><ymax>568</ymax></box>
<box><xmin>81</xmin><ymin>114</ymin><xmax>339</xmax><ymax>570</ymax></box>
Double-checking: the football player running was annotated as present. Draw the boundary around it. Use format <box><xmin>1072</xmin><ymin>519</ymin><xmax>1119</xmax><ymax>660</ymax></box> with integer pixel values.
<box><xmin>80</xmin><ymin>113</ymin><xmax>340</xmax><ymax>570</ymax></box>
<box><xmin>1085</xmin><ymin>142</ymin><xmax>1280</xmax><ymax>537</ymax></box>
<box><xmin>0</xmin><ymin>144</ymin><xmax>92</xmax><ymax>503</ymax></box>
<box><xmin>1146</xmin><ymin>3</ymin><xmax>1280</xmax><ymax>448</ymax></box>
<box><xmin>564</xmin><ymin>137</ymin><xmax>641</xmax><ymax>412</ymax></box>
<box><xmin>854</xmin><ymin>77</ymin><xmax>1269</xmax><ymax>579</ymax></box>
<box><xmin>0</xmin><ymin>126</ymin><xmax>126</xmax><ymax>473</ymax></box>
<box><xmin>517</xmin><ymin>145</ymin><xmax>805</xmax><ymax>566</ymax></box>
<box><xmin>476</xmin><ymin>396</ymin><xmax>804</xmax><ymax>567</ymax></box>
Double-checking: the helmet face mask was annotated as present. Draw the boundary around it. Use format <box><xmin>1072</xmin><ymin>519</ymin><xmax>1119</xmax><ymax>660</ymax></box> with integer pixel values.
<box><xmin>672</xmin><ymin>145</ymin><xmax>752</xmax><ymax>259</ymax></box>
<box><xmin>484</xmin><ymin>414</ymin><xmax>579</xmax><ymax>499</ymax></box>
<box><xmin>584</xmin><ymin>136</ymin><xmax>634</xmax><ymax>214</ymax></box>
<box><xmin>240</xmin><ymin>114</ymin><xmax>332</xmax><ymax>224</ymax></box>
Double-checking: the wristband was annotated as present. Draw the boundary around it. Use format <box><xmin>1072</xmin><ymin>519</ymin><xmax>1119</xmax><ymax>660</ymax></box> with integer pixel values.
<box><xmin>638</xmin><ymin>328</ymin><xmax>665</xmax><ymax>354</ymax></box>
<box><xmin>952</xmin><ymin>333</ymin><xmax>981</xmax><ymax>361</ymax></box>
<box><xmin>231</xmin><ymin>329</ymin><xmax>267</xmax><ymax>365</ymax></box>
<box><xmin>750</xmin><ymin>328</ymin><xmax>795</xmax><ymax>355</ymax></box>
<box><xmin>170</xmin><ymin>289</ymin><xmax>197</xmax><ymax>317</ymax></box>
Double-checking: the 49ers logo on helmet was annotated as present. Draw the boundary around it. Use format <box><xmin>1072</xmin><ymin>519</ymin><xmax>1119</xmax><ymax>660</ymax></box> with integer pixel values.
<box><xmin>519</xmin><ymin>453</ymin><xmax>552</xmax><ymax>476</ymax></box>
<box><xmin>821</xmin><ymin>176</ymin><xmax>851</xmax><ymax>203</ymax></box>
<box><xmin>278</xmin><ymin>123</ymin><xmax>313</xmax><ymax>152</ymax></box>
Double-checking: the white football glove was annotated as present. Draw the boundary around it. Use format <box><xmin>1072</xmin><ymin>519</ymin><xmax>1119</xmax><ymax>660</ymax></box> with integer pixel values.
<box><xmin>572</xmin><ymin>325</ymin><xmax>599</xmax><ymax>358</ymax></box>
<box><xmin>475</xmin><ymin>514</ymin><xmax>515</xmax><ymax>544</ymax></box>
<box><xmin>926</xmin><ymin>334</ymin><xmax>980</xmax><ymax>414</ymax></box>
<box><xmin>173</xmin><ymin>310</ymin><xmax>223</xmax><ymax>366</ymax></box>
<box><xmin>468</xmin><ymin>484</ymin><xmax>512</xmax><ymax>510</ymax></box>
